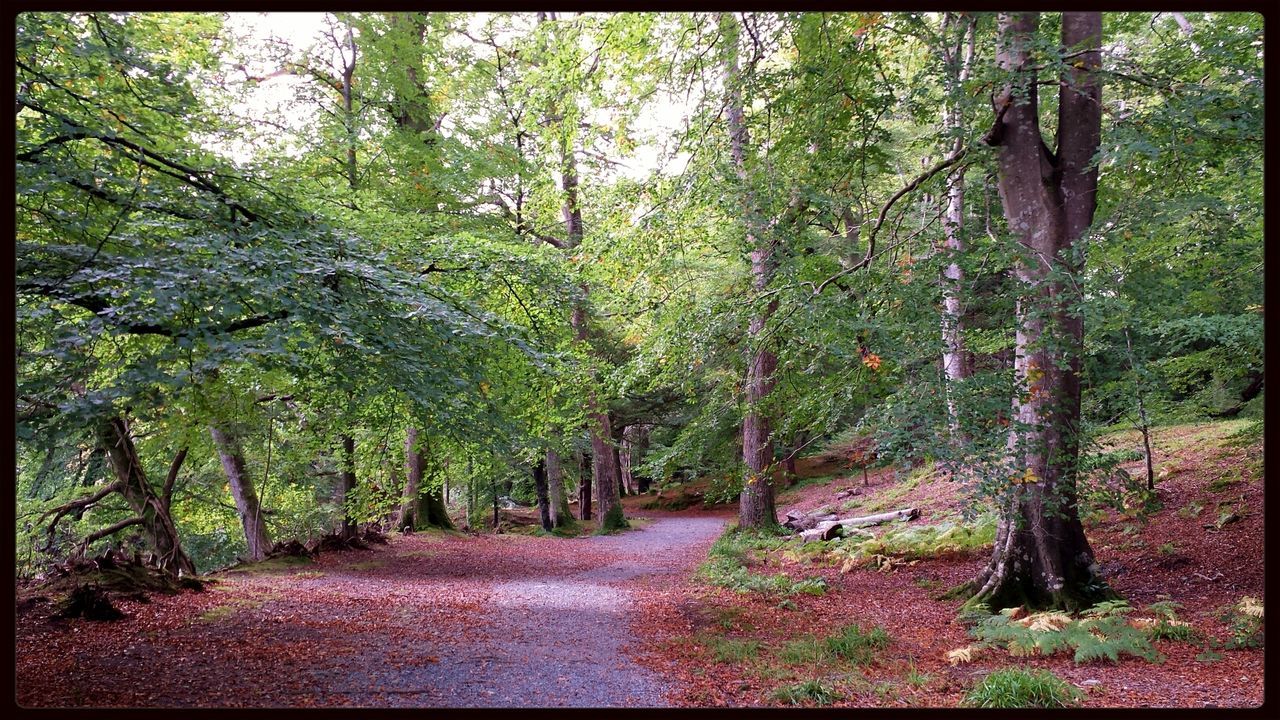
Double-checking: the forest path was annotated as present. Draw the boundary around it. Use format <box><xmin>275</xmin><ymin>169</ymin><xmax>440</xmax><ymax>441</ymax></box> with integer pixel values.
<box><xmin>16</xmin><ymin>512</ymin><xmax>730</xmax><ymax>708</ymax></box>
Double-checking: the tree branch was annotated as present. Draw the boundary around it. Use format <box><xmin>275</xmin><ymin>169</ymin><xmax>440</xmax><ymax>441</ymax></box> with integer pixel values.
<box><xmin>161</xmin><ymin>447</ymin><xmax>188</xmax><ymax>511</ymax></box>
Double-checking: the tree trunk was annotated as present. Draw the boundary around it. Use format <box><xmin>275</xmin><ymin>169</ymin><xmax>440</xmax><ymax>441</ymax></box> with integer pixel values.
<box><xmin>208</xmin><ymin>426</ymin><xmax>272</xmax><ymax>562</ymax></box>
<box><xmin>533</xmin><ymin>457</ymin><xmax>552</xmax><ymax>531</ymax></box>
<box><xmin>592</xmin><ymin>410</ymin><xmax>626</xmax><ymax>531</ymax></box>
<box><xmin>939</xmin><ymin>13</ymin><xmax>977</xmax><ymax>446</ymax></box>
<box><xmin>723</xmin><ymin>13</ymin><xmax>779</xmax><ymax>530</ymax></box>
<box><xmin>577</xmin><ymin>450</ymin><xmax>592</xmax><ymax>521</ymax></box>
<box><xmin>336</xmin><ymin>434</ymin><xmax>358</xmax><ymax>539</ymax></box>
<box><xmin>547</xmin><ymin>449</ymin><xmax>572</xmax><ymax>527</ymax></box>
<box><xmin>410</xmin><ymin>431</ymin><xmax>454</xmax><ymax>530</ymax></box>
<box><xmin>100</xmin><ymin>417</ymin><xmax>196</xmax><ymax>576</ymax></box>
<box><xmin>397</xmin><ymin>427</ymin><xmax>422</xmax><ymax>531</ymax></box>
<box><xmin>968</xmin><ymin>12</ymin><xmax>1111</xmax><ymax>612</ymax></box>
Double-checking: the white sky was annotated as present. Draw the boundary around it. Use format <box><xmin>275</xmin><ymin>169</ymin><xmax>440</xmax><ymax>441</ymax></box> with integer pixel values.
<box><xmin>218</xmin><ymin>12</ymin><xmax>690</xmax><ymax>182</ymax></box>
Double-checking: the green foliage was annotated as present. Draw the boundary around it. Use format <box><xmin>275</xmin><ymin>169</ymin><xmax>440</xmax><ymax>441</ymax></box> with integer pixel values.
<box><xmin>1220</xmin><ymin>596</ymin><xmax>1264</xmax><ymax>649</ymax></box>
<box><xmin>771</xmin><ymin>679</ymin><xmax>841</xmax><ymax>706</ymax></box>
<box><xmin>831</xmin><ymin>514</ymin><xmax>996</xmax><ymax>566</ymax></box>
<box><xmin>699</xmin><ymin>525</ymin><xmax>825</xmax><ymax>596</ymax></box>
<box><xmin>968</xmin><ymin>601</ymin><xmax>1163</xmax><ymax>664</ymax></box>
<box><xmin>963</xmin><ymin>668</ymin><xmax>1082</xmax><ymax>709</ymax></box>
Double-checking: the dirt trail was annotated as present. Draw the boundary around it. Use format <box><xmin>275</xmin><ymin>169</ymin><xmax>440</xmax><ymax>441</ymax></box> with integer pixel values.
<box><xmin>16</xmin><ymin>514</ymin><xmax>729</xmax><ymax>708</ymax></box>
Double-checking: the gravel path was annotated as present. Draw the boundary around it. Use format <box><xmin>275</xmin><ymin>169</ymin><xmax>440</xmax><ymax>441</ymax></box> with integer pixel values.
<box><xmin>17</xmin><ymin>513</ymin><xmax>729</xmax><ymax>708</ymax></box>
<box><xmin>305</xmin><ymin>516</ymin><xmax>728</xmax><ymax>707</ymax></box>
<box><xmin>317</xmin><ymin>512</ymin><xmax>732</xmax><ymax>702</ymax></box>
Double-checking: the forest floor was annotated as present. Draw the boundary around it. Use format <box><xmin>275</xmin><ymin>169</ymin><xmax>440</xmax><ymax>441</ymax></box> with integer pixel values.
<box><xmin>15</xmin><ymin>509</ymin><xmax>731</xmax><ymax>708</ymax></box>
<box><xmin>634</xmin><ymin>419</ymin><xmax>1265</xmax><ymax>708</ymax></box>
<box><xmin>14</xmin><ymin>420</ymin><xmax>1264</xmax><ymax>708</ymax></box>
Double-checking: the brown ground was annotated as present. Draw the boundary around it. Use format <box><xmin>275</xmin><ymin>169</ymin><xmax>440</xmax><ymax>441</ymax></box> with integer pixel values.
<box><xmin>630</xmin><ymin>420</ymin><xmax>1265</xmax><ymax>708</ymax></box>
<box><xmin>13</xmin><ymin>420</ymin><xmax>1264</xmax><ymax>708</ymax></box>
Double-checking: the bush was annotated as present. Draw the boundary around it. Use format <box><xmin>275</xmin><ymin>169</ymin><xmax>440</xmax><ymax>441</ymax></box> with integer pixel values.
<box><xmin>963</xmin><ymin>668</ymin><xmax>1082</xmax><ymax>708</ymax></box>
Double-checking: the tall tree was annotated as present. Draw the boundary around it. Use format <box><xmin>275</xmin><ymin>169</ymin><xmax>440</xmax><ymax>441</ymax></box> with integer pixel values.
<box><xmin>722</xmin><ymin>13</ymin><xmax>779</xmax><ymax>529</ymax></box>
<box><xmin>967</xmin><ymin>12</ymin><xmax>1112</xmax><ymax>611</ymax></box>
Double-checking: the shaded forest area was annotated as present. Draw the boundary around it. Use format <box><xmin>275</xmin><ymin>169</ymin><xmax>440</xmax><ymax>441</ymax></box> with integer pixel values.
<box><xmin>15</xmin><ymin>10</ymin><xmax>1264</xmax><ymax>709</ymax></box>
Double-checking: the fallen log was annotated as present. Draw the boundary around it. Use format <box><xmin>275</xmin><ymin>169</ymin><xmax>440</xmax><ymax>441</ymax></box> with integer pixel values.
<box><xmin>799</xmin><ymin>508</ymin><xmax>920</xmax><ymax>542</ymax></box>
<box><xmin>784</xmin><ymin>512</ymin><xmax>839</xmax><ymax>532</ymax></box>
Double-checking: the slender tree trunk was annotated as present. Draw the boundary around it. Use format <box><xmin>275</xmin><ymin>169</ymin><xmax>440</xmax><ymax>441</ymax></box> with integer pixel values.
<box><xmin>723</xmin><ymin>13</ymin><xmax>779</xmax><ymax>529</ymax></box>
<box><xmin>968</xmin><ymin>12</ymin><xmax>1111</xmax><ymax>612</ymax></box>
<box><xmin>337</xmin><ymin>434</ymin><xmax>357</xmax><ymax>539</ymax></box>
<box><xmin>939</xmin><ymin>13</ymin><xmax>977</xmax><ymax>446</ymax></box>
<box><xmin>547</xmin><ymin>449</ymin><xmax>572</xmax><ymax>527</ymax></box>
<box><xmin>100</xmin><ymin>417</ymin><xmax>196</xmax><ymax>576</ymax></box>
<box><xmin>1123</xmin><ymin>328</ymin><xmax>1157</xmax><ymax>491</ymax></box>
<box><xmin>533</xmin><ymin>458</ymin><xmax>552</xmax><ymax>531</ymax></box>
<box><xmin>208</xmin><ymin>426</ymin><xmax>272</xmax><ymax>561</ymax></box>
<box><xmin>577</xmin><ymin>450</ymin><xmax>592</xmax><ymax>521</ymax></box>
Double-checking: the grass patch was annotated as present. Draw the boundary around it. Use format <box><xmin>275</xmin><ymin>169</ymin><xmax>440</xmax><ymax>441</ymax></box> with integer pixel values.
<box><xmin>963</xmin><ymin>668</ymin><xmax>1082</xmax><ymax>708</ymax></box>
<box><xmin>222</xmin><ymin>555</ymin><xmax>313</xmax><ymax>575</ymax></box>
<box><xmin>771</xmin><ymin>679</ymin><xmax>841</xmax><ymax>706</ymax></box>
<box><xmin>780</xmin><ymin>624</ymin><xmax>890</xmax><ymax>667</ymax></box>
<box><xmin>708</xmin><ymin>635</ymin><xmax>762</xmax><ymax>664</ymax></box>
<box><xmin>699</xmin><ymin>525</ymin><xmax>825</xmax><ymax>595</ymax></box>
<box><xmin>293</xmin><ymin>570</ymin><xmax>325</xmax><ymax>579</ymax></box>
<box><xmin>1207</xmin><ymin>473</ymin><xmax>1242</xmax><ymax>493</ymax></box>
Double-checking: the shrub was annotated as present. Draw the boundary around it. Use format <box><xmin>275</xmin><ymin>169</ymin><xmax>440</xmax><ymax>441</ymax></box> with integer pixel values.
<box><xmin>963</xmin><ymin>668</ymin><xmax>1082</xmax><ymax>708</ymax></box>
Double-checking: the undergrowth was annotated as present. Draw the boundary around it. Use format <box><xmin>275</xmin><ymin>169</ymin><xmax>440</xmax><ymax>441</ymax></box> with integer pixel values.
<box><xmin>700</xmin><ymin>525</ymin><xmax>827</xmax><ymax>596</ymax></box>
<box><xmin>963</xmin><ymin>668</ymin><xmax>1082</xmax><ymax>708</ymax></box>
<box><xmin>772</xmin><ymin>679</ymin><xmax>841</xmax><ymax>706</ymax></box>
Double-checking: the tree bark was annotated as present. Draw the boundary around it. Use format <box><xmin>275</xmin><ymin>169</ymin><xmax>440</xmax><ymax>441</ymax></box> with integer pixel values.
<box><xmin>208</xmin><ymin>426</ymin><xmax>272</xmax><ymax>562</ymax></box>
<box><xmin>533</xmin><ymin>457</ymin><xmax>552</xmax><ymax>531</ymax></box>
<box><xmin>939</xmin><ymin>13</ymin><xmax>977</xmax><ymax>445</ymax></box>
<box><xmin>968</xmin><ymin>12</ymin><xmax>1111</xmax><ymax>612</ymax></box>
<box><xmin>723</xmin><ymin>13</ymin><xmax>779</xmax><ymax>530</ymax></box>
<box><xmin>577</xmin><ymin>450</ymin><xmax>592</xmax><ymax>521</ymax></box>
<box><xmin>100</xmin><ymin>417</ymin><xmax>196</xmax><ymax>576</ymax></box>
<box><xmin>336</xmin><ymin>434</ymin><xmax>358</xmax><ymax>539</ymax></box>
<box><xmin>397</xmin><ymin>427</ymin><xmax>422</xmax><ymax>531</ymax></box>
<box><xmin>408</xmin><ymin>429</ymin><xmax>454</xmax><ymax>530</ymax></box>
<box><xmin>547</xmin><ymin>449</ymin><xmax>572</xmax><ymax>527</ymax></box>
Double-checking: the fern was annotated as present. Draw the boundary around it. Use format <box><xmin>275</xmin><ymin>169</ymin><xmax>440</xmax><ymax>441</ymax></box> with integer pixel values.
<box><xmin>969</xmin><ymin>602</ymin><xmax>1162</xmax><ymax>664</ymax></box>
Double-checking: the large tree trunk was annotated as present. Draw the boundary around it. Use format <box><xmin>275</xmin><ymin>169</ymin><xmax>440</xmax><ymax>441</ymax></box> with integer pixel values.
<box><xmin>591</xmin><ymin>410</ymin><xmax>626</xmax><ymax>530</ymax></box>
<box><xmin>407</xmin><ymin>429</ymin><xmax>453</xmax><ymax>530</ymax></box>
<box><xmin>939</xmin><ymin>13</ymin><xmax>977</xmax><ymax>445</ymax></box>
<box><xmin>208</xmin><ymin>426</ymin><xmax>272</xmax><ymax>562</ymax></box>
<box><xmin>723</xmin><ymin>13</ymin><xmax>779</xmax><ymax>529</ymax></box>
<box><xmin>968</xmin><ymin>12</ymin><xmax>1111</xmax><ymax>612</ymax></box>
<box><xmin>100</xmin><ymin>417</ymin><xmax>196</xmax><ymax>576</ymax></box>
<box><xmin>397</xmin><ymin>427</ymin><xmax>422</xmax><ymax>531</ymax></box>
